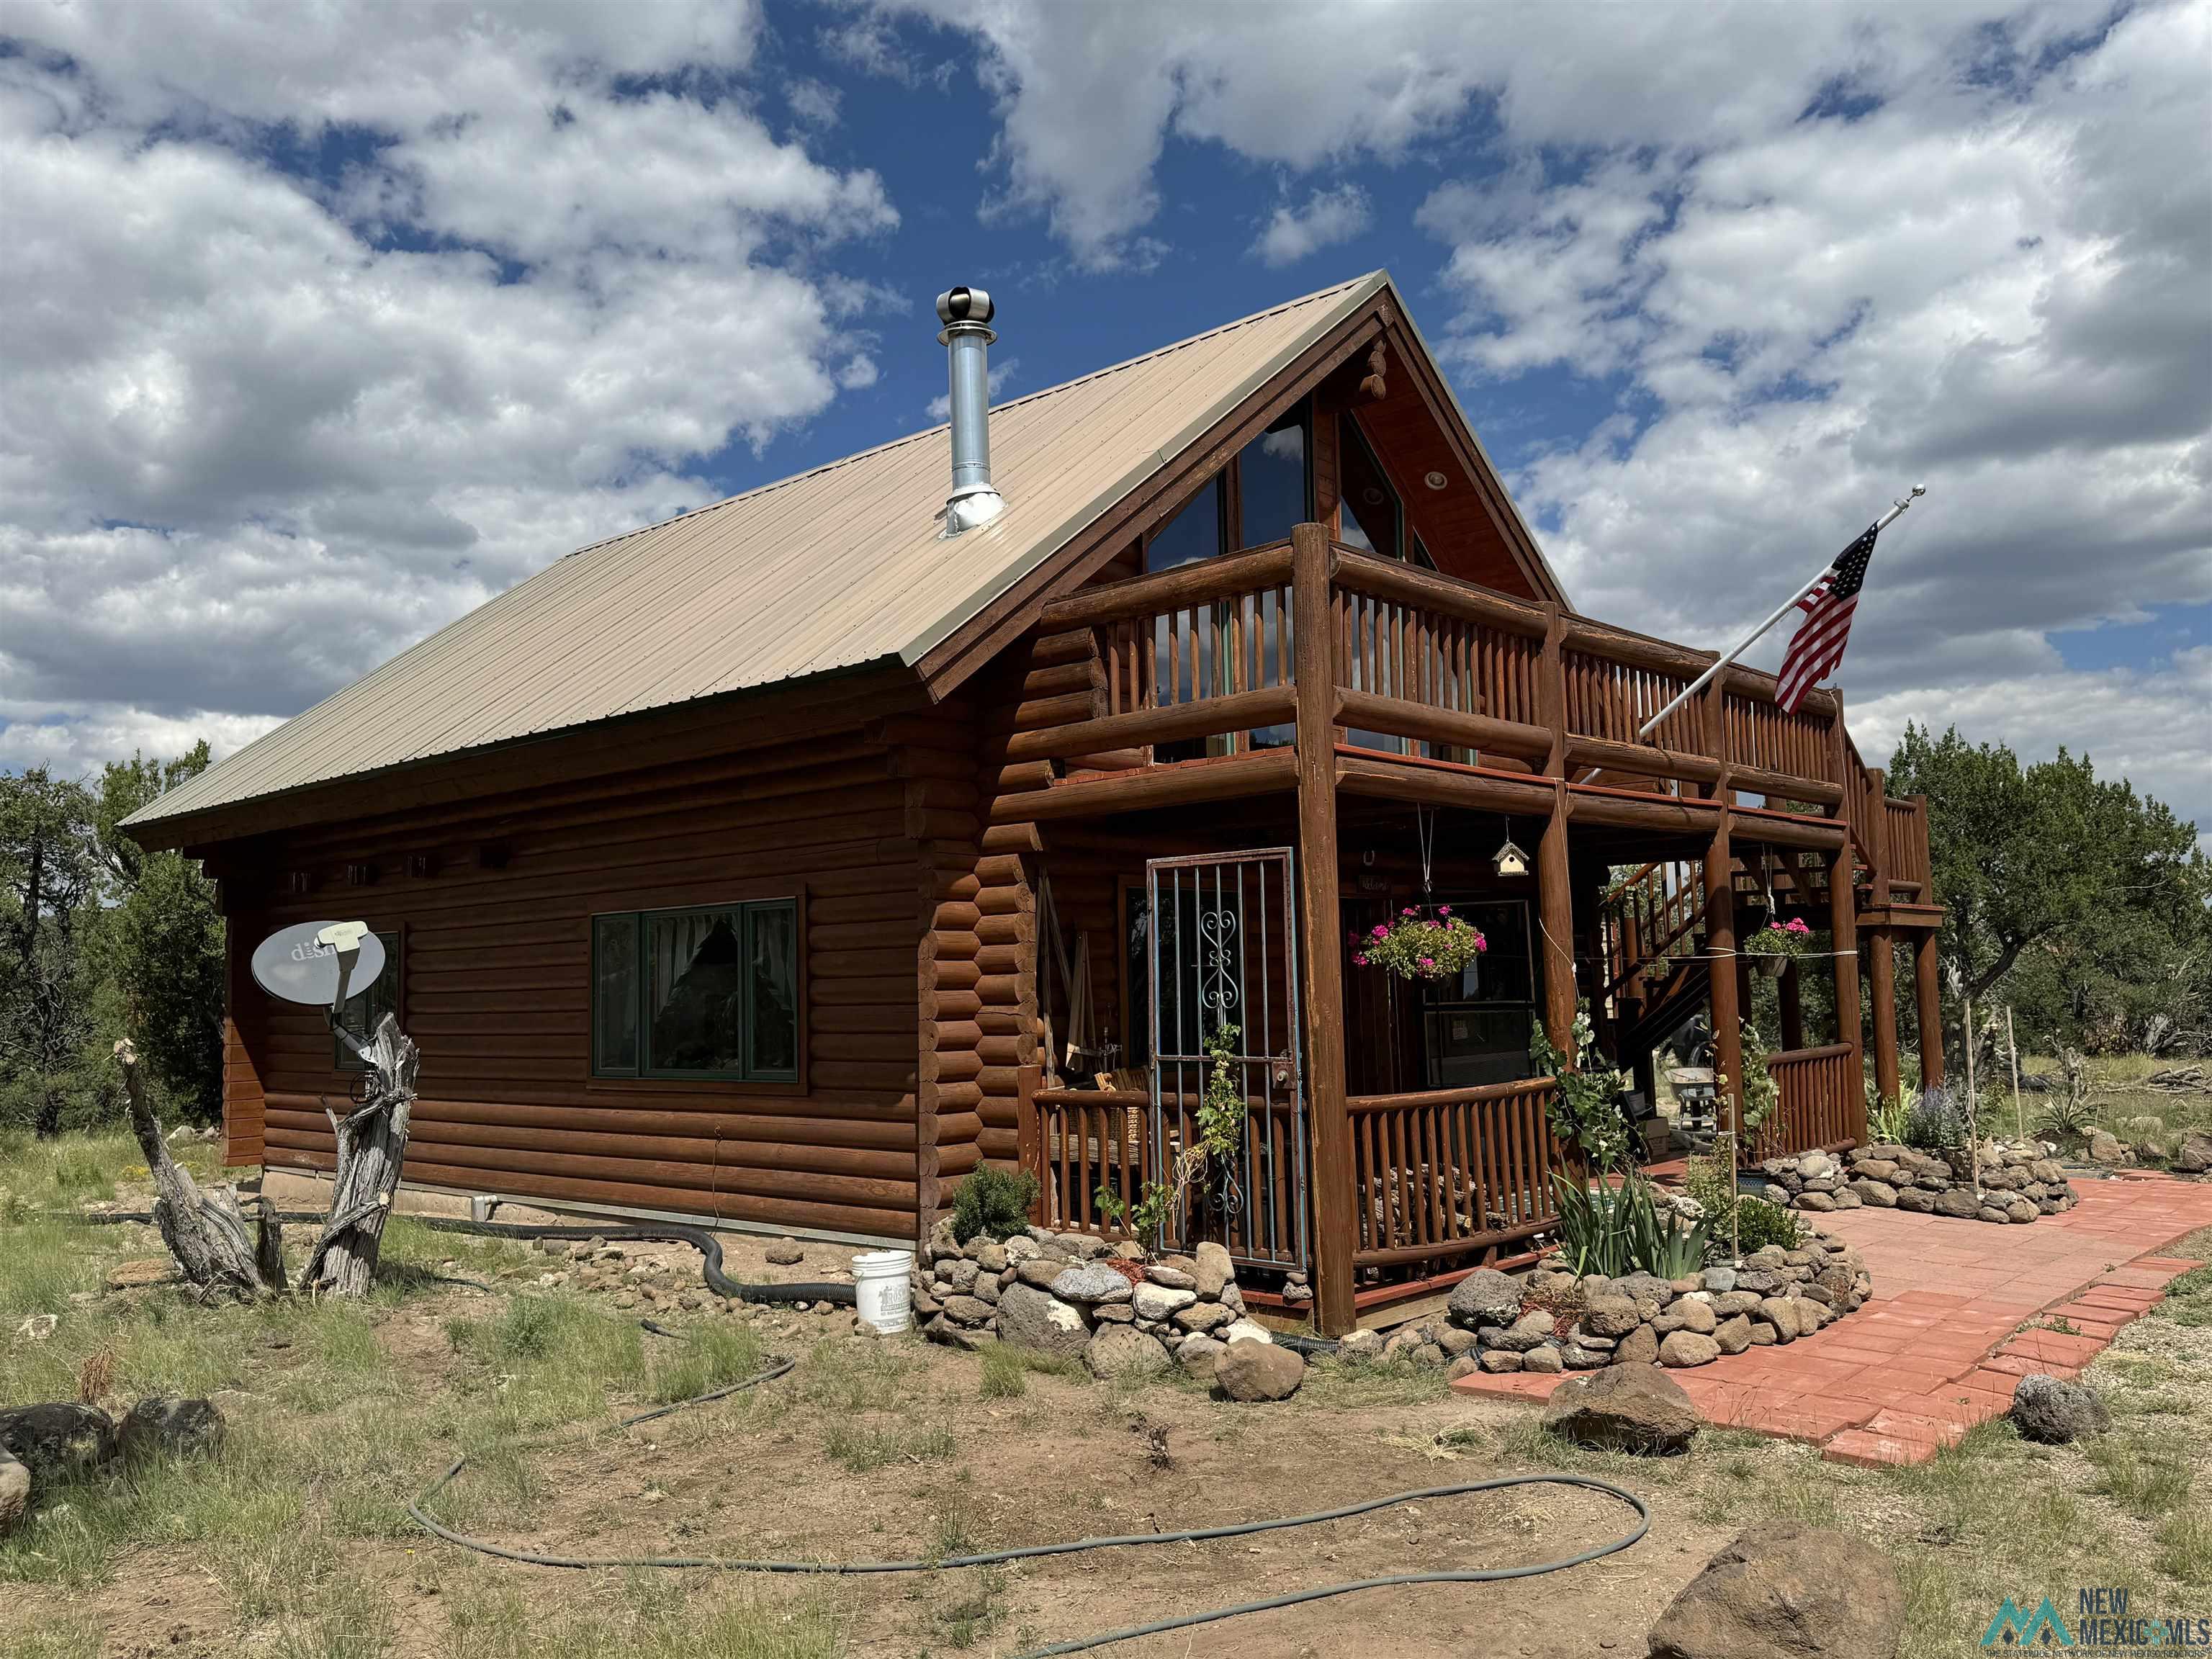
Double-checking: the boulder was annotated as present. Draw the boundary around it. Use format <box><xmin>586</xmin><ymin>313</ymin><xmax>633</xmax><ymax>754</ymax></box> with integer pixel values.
<box><xmin>1192</xmin><ymin>1241</ymin><xmax>1234</xmax><ymax>1298</ymax></box>
<box><xmin>1582</xmin><ymin>1294</ymin><xmax>1645</xmax><ymax>1339</ymax></box>
<box><xmin>1758</xmin><ymin>1298</ymin><xmax>1802</xmax><ymax>1342</ymax></box>
<box><xmin>1175</xmin><ymin>1333</ymin><xmax>1227</xmax><ymax>1380</ymax></box>
<box><xmin>2172</xmin><ymin>1133</ymin><xmax>2212</xmax><ymax>1176</ymax></box>
<box><xmin>925</xmin><ymin>1315</ymin><xmax>995</xmax><ymax>1352</ymax></box>
<box><xmin>1219</xmin><ymin>1318</ymin><xmax>1274</xmax><ymax>1346</ymax></box>
<box><xmin>1647</xmin><ymin>1523</ymin><xmax>1905</xmax><ymax>1659</ymax></box>
<box><xmin>994</xmin><ymin>1283</ymin><xmax>1092</xmax><ymax>1362</ymax></box>
<box><xmin>1614</xmin><ymin>1324</ymin><xmax>1660</xmax><ymax>1367</ymax></box>
<box><xmin>1848</xmin><ymin>1179</ymin><xmax>1897</xmax><ymax>1208</ymax></box>
<box><xmin>1542</xmin><ymin>1362</ymin><xmax>1699</xmax><ymax>1454</ymax></box>
<box><xmin>1676</xmin><ymin>1298</ymin><xmax>1717</xmax><ymax>1336</ymax></box>
<box><xmin>0</xmin><ymin>1449</ymin><xmax>25</xmax><ymax>1537</ymax></box>
<box><xmin>940</xmin><ymin>1294</ymin><xmax>994</xmax><ymax>1327</ymax></box>
<box><xmin>1479</xmin><ymin>1349</ymin><xmax>1524</xmax><ymax>1373</ymax></box>
<box><xmin>1335</xmin><ymin>1328</ymin><xmax>1384</xmax><ymax>1364</ymax></box>
<box><xmin>1659</xmin><ymin>1331</ymin><xmax>1720</xmax><ymax>1368</ymax></box>
<box><xmin>1612</xmin><ymin>1272</ymin><xmax>1677</xmax><ymax>1313</ymax></box>
<box><xmin>1712</xmin><ymin>1315</ymin><xmax>1754</xmax><ymax>1355</ymax></box>
<box><xmin>1701</xmin><ymin>1267</ymin><xmax>1737</xmax><ymax>1294</ymax></box>
<box><xmin>1446</xmin><ymin>1267</ymin><xmax>1527</xmax><ymax>1328</ymax></box>
<box><xmin>1521</xmin><ymin>1345</ymin><xmax>1564</xmax><ymax>1373</ymax></box>
<box><xmin>1215</xmin><ymin>1338</ymin><xmax>1305</xmax><ymax>1402</ymax></box>
<box><xmin>1795</xmin><ymin>1190</ymin><xmax>1835</xmax><ymax>1212</ymax></box>
<box><xmin>1015</xmin><ymin>1258</ymin><xmax>1069</xmax><ymax>1290</ymax></box>
<box><xmin>0</xmin><ymin>1404</ymin><xmax>117</xmax><ymax>1485</ymax></box>
<box><xmin>2086</xmin><ymin>1129</ymin><xmax>2128</xmax><ymax>1166</ymax></box>
<box><xmin>1171</xmin><ymin>1300</ymin><xmax>1235</xmax><ymax>1334</ymax></box>
<box><xmin>1050</xmin><ymin>1263</ymin><xmax>1135</xmax><ymax>1305</ymax></box>
<box><xmin>2010</xmin><ymin>1374</ymin><xmax>2110</xmax><ymax>1444</ymax></box>
<box><xmin>1144</xmin><ymin>1264</ymin><xmax>1197</xmax><ymax>1291</ymax></box>
<box><xmin>1894</xmin><ymin>1186</ymin><xmax>1936</xmax><ymax>1214</ymax></box>
<box><xmin>1130</xmin><ymin>1282</ymin><xmax>1196</xmax><ymax>1322</ymax></box>
<box><xmin>1086</xmin><ymin>1325</ymin><xmax>1172</xmax><ymax>1380</ymax></box>
<box><xmin>971</xmin><ymin>1240</ymin><xmax>1008</xmax><ymax>1274</ymax></box>
<box><xmin>1490</xmin><ymin>1309</ymin><xmax>1560</xmax><ymax>1352</ymax></box>
<box><xmin>1932</xmin><ymin>1189</ymin><xmax>1982</xmax><ymax>1220</ymax></box>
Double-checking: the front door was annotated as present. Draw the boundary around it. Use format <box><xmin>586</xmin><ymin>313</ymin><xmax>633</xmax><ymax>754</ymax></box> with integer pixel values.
<box><xmin>1146</xmin><ymin>849</ymin><xmax>1307</xmax><ymax>1271</ymax></box>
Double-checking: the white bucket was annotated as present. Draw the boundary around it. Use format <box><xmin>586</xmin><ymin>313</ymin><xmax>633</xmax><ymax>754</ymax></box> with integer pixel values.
<box><xmin>852</xmin><ymin>1249</ymin><xmax>916</xmax><ymax>1334</ymax></box>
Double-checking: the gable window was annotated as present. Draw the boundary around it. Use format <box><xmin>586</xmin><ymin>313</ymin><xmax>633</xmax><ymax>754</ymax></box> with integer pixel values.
<box><xmin>1142</xmin><ymin>398</ymin><xmax>1313</xmax><ymax>573</ymax></box>
<box><xmin>1338</xmin><ymin>415</ymin><xmax>1403</xmax><ymax>560</ymax></box>
<box><xmin>592</xmin><ymin>899</ymin><xmax>801</xmax><ymax>1082</ymax></box>
<box><xmin>335</xmin><ymin>929</ymin><xmax>402</xmax><ymax>1071</ymax></box>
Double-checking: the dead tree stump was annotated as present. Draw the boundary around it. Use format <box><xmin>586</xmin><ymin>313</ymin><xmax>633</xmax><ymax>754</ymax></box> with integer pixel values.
<box><xmin>115</xmin><ymin>1040</ymin><xmax>279</xmax><ymax>1300</ymax></box>
<box><xmin>296</xmin><ymin>1015</ymin><xmax>419</xmax><ymax>1298</ymax></box>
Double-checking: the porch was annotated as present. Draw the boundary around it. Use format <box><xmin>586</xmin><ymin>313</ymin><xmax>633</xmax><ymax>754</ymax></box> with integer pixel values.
<box><xmin>1004</xmin><ymin>523</ymin><xmax>1941</xmax><ymax>1336</ymax></box>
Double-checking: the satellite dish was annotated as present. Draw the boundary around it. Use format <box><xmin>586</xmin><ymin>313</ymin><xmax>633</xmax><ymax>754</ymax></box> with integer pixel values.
<box><xmin>252</xmin><ymin>921</ymin><xmax>385</xmax><ymax>1009</ymax></box>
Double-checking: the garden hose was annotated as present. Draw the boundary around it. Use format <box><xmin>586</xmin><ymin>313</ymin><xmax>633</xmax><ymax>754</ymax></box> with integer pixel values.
<box><xmin>60</xmin><ymin>1210</ymin><xmax>859</xmax><ymax>1307</ymax></box>
<box><xmin>405</xmin><ymin>1352</ymin><xmax>1650</xmax><ymax>1658</ymax></box>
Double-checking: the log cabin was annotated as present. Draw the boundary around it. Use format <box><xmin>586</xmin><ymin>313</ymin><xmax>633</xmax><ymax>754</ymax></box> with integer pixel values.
<box><xmin>125</xmin><ymin>271</ymin><xmax>1943</xmax><ymax>1335</ymax></box>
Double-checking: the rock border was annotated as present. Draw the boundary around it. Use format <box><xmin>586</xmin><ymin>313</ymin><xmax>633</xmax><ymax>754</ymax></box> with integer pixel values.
<box><xmin>1375</xmin><ymin>1229</ymin><xmax>1874</xmax><ymax>1376</ymax></box>
<box><xmin>1760</xmin><ymin>1141</ymin><xmax>2076</xmax><ymax>1223</ymax></box>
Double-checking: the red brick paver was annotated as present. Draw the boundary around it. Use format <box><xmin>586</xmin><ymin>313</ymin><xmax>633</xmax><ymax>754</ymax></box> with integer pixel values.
<box><xmin>1452</xmin><ymin>1173</ymin><xmax>2212</xmax><ymax>1465</ymax></box>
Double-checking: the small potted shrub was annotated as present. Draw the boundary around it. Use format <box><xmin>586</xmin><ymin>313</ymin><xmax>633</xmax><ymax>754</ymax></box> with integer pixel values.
<box><xmin>1743</xmin><ymin>916</ymin><xmax>1812</xmax><ymax>977</ymax></box>
<box><xmin>1352</xmin><ymin>906</ymin><xmax>1487</xmax><ymax>982</ymax></box>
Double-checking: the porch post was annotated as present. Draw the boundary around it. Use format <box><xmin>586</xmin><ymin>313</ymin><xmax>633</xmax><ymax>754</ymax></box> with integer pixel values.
<box><xmin>1704</xmin><ymin>814</ymin><xmax>1743</xmax><ymax>1134</ymax></box>
<box><xmin>1537</xmin><ymin>603</ymin><xmax>1575</xmax><ymax>1047</ymax></box>
<box><xmin>1829</xmin><ymin>846</ymin><xmax>1863</xmax><ymax>1130</ymax></box>
<box><xmin>1866</xmin><ymin>927</ymin><xmax>1900</xmax><ymax>1105</ymax></box>
<box><xmin>1778</xmin><ymin>960</ymin><xmax>1805</xmax><ymax>1052</ymax></box>
<box><xmin>1291</xmin><ymin>522</ymin><xmax>1356</xmax><ymax>1337</ymax></box>
<box><xmin>1914</xmin><ymin>929</ymin><xmax>1946</xmax><ymax>1087</ymax></box>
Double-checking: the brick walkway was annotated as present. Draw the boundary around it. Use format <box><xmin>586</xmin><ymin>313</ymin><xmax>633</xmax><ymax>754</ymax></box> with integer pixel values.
<box><xmin>1450</xmin><ymin>1172</ymin><xmax>2212</xmax><ymax>1465</ymax></box>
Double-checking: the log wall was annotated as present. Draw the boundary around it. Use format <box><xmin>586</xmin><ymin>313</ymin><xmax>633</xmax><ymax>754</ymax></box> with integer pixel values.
<box><xmin>215</xmin><ymin>717</ymin><xmax>930</xmax><ymax>1243</ymax></box>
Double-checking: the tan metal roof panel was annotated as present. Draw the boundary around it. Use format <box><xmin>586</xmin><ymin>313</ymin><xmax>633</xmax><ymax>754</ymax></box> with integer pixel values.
<box><xmin>128</xmin><ymin>272</ymin><xmax>1388</xmax><ymax>832</ymax></box>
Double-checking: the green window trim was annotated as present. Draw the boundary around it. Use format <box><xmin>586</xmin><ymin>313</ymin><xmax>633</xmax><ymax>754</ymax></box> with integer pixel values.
<box><xmin>590</xmin><ymin>897</ymin><xmax>803</xmax><ymax>1084</ymax></box>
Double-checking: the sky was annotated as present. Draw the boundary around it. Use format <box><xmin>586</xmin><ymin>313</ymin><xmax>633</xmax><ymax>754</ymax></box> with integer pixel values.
<box><xmin>1</xmin><ymin>0</ymin><xmax>2207</xmax><ymax>840</ymax></box>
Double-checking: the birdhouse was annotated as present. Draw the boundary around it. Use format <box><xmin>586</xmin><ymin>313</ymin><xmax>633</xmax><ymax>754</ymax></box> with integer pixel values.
<box><xmin>1492</xmin><ymin>830</ymin><xmax>1529</xmax><ymax>878</ymax></box>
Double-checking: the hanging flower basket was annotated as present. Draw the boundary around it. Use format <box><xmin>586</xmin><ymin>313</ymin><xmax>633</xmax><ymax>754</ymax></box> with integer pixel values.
<box><xmin>1352</xmin><ymin>907</ymin><xmax>1488</xmax><ymax>981</ymax></box>
<box><xmin>1743</xmin><ymin>917</ymin><xmax>1813</xmax><ymax>977</ymax></box>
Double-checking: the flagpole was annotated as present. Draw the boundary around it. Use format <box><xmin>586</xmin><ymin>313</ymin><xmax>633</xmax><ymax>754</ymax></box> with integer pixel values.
<box><xmin>1637</xmin><ymin>485</ymin><xmax>1925</xmax><ymax>740</ymax></box>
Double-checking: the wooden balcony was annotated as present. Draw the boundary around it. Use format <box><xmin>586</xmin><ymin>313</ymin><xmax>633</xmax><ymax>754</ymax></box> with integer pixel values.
<box><xmin>1021</xmin><ymin>536</ymin><xmax>1924</xmax><ymax>885</ymax></box>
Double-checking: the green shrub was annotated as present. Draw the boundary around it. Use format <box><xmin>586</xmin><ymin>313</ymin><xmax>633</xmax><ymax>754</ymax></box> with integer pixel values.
<box><xmin>1551</xmin><ymin>1171</ymin><xmax>1707</xmax><ymax>1278</ymax></box>
<box><xmin>2033</xmin><ymin>1093</ymin><xmax>2098</xmax><ymax>1146</ymax></box>
<box><xmin>949</xmin><ymin>1164</ymin><xmax>1040</xmax><ymax>1244</ymax></box>
<box><xmin>1904</xmin><ymin>1087</ymin><xmax>1974</xmax><ymax>1151</ymax></box>
<box><xmin>1732</xmin><ymin>1195</ymin><xmax>1802</xmax><ymax>1254</ymax></box>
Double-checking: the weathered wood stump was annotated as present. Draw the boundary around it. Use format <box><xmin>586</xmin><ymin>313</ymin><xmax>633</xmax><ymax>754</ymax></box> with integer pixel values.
<box><xmin>116</xmin><ymin>1039</ymin><xmax>279</xmax><ymax>1300</ymax></box>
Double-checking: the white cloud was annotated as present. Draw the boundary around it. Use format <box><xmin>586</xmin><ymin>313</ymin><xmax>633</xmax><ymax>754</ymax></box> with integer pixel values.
<box><xmin>1253</xmin><ymin>184</ymin><xmax>1370</xmax><ymax>267</ymax></box>
<box><xmin>884</xmin><ymin>0</ymin><xmax>2212</xmax><ymax>830</ymax></box>
<box><xmin>0</xmin><ymin>0</ymin><xmax>898</xmax><ymax>776</ymax></box>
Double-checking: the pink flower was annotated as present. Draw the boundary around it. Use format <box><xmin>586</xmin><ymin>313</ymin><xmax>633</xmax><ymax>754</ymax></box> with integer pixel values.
<box><xmin>1472</xmin><ymin>932</ymin><xmax>1487</xmax><ymax>949</ymax></box>
<box><xmin>1401</xmin><ymin>907</ymin><xmax>1417</xmax><ymax>917</ymax></box>
<box><xmin>1424</xmin><ymin>920</ymin><xmax>1441</xmax><ymax>931</ymax></box>
<box><xmin>1787</xmin><ymin>917</ymin><xmax>1811</xmax><ymax>935</ymax></box>
<box><xmin>1437</xmin><ymin>904</ymin><xmax>1452</xmax><ymax>916</ymax></box>
<box><xmin>1370</xmin><ymin>923</ymin><xmax>1388</xmax><ymax>939</ymax></box>
<box><xmin>1352</xmin><ymin>953</ymin><xmax>1369</xmax><ymax>968</ymax></box>
<box><xmin>1418</xmin><ymin>956</ymin><xmax>1435</xmax><ymax>968</ymax></box>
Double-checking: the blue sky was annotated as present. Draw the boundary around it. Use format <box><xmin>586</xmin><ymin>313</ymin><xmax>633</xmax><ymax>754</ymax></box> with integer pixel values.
<box><xmin>1</xmin><ymin>0</ymin><xmax>2206</xmax><ymax>839</ymax></box>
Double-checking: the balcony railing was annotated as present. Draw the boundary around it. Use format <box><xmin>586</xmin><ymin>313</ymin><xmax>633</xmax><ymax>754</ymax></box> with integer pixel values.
<box><xmin>1346</xmin><ymin>1077</ymin><xmax>1571</xmax><ymax>1270</ymax></box>
<box><xmin>1758</xmin><ymin>1043</ymin><xmax>1863</xmax><ymax>1159</ymax></box>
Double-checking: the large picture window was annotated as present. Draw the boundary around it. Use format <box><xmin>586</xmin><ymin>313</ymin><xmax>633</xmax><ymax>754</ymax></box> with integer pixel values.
<box><xmin>591</xmin><ymin>899</ymin><xmax>801</xmax><ymax>1082</ymax></box>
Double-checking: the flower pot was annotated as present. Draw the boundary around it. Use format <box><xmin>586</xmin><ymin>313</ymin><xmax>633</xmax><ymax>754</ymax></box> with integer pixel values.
<box><xmin>1755</xmin><ymin>954</ymin><xmax>1787</xmax><ymax>979</ymax></box>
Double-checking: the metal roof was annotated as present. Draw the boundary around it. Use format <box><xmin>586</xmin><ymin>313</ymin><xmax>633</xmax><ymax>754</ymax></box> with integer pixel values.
<box><xmin>128</xmin><ymin>272</ymin><xmax>1394</xmax><ymax>834</ymax></box>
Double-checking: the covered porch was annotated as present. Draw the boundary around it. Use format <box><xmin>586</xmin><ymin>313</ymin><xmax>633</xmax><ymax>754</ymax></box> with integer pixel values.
<box><xmin>1005</xmin><ymin>523</ymin><xmax>1941</xmax><ymax>1336</ymax></box>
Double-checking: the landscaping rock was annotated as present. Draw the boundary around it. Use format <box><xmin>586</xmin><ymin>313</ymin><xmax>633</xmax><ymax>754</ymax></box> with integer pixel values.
<box><xmin>1647</xmin><ymin>1523</ymin><xmax>1905</xmax><ymax>1659</ymax></box>
<box><xmin>940</xmin><ymin>1294</ymin><xmax>994</xmax><ymax>1327</ymax></box>
<box><xmin>0</xmin><ymin>1449</ymin><xmax>26</xmax><ymax>1537</ymax></box>
<box><xmin>1676</xmin><ymin>1298</ymin><xmax>1717</xmax><ymax>1336</ymax></box>
<box><xmin>1480</xmin><ymin>1349</ymin><xmax>1524</xmax><ymax>1373</ymax></box>
<box><xmin>1130</xmin><ymin>1282</ymin><xmax>1196</xmax><ymax>1322</ymax></box>
<box><xmin>1614</xmin><ymin>1325</ymin><xmax>1660</xmax><ymax>1367</ymax></box>
<box><xmin>2172</xmin><ymin>1132</ymin><xmax>2212</xmax><ymax>1175</ymax></box>
<box><xmin>1542</xmin><ymin>1362</ymin><xmax>1699</xmax><ymax>1454</ymax></box>
<box><xmin>2087</xmin><ymin>1128</ymin><xmax>2127</xmax><ymax>1165</ymax></box>
<box><xmin>1175</xmin><ymin>1333</ymin><xmax>1226</xmax><ymax>1380</ymax></box>
<box><xmin>1712</xmin><ymin>1315</ymin><xmax>1754</xmax><ymax>1355</ymax></box>
<box><xmin>1894</xmin><ymin>1186</ymin><xmax>1935</xmax><ymax>1213</ymax></box>
<box><xmin>0</xmin><ymin>1404</ymin><xmax>117</xmax><ymax>1485</ymax></box>
<box><xmin>1582</xmin><ymin>1293</ymin><xmax>1644</xmax><ymax>1339</ymax></box>
<box><xmin>1848</xmin><ymin>1178</ymin><xmax>1897</xmax><ymax>1207</ymax></box>
<box><xmin>118</xmin><ymin>1397</ymin><xmax>225</xmax><ymax>1462</ymax></box>
<box><xmin>2011</xmin><ymin>1374</ymin><xmax>2111</xmax><ymax>1444</ymax></box>
<box><xmin>1490</xmin><ymin>1310</ymin><xmax>1560</xmax><ymax>1352</ymax></box>
<box><xmin>764</xmin><ymin>1239</ymin><xmax>805</xmax><ymax>1266</ymax></box>
<box><xmin>1445</xmin><ymin>1267</ymin><xmax>1526</xmax><ymax>1328</ymax></box>
<box><xmin>1521</xmin><ymin>1346</ymin><xmax>1564</xmax><ymax>1373</ymax></box>
<box><xmin>1701</xmin><ymin>1267</ymin><xmax>1737</xmax><ymax>1294</ymax></box>
<box><xmin>1192</xmin><ymin>1241</ymin><xmax>1234</xmax><ymax>1298</ymax></box>
<box><xmin>1145</xmin><ymin>1264</ymin><xmax>1196</xmax><ymax>1291</ymax></box>
<box><xmin>1049</xmin><ymin>1263</ymin><xmax>1134</xmax><ymax>1305</ymax></box>
<box><xmin>1172</xmin><ymin>1300</ymin><xmax>1234</xmax><ymax>1334</ymax></box>
<box><xmin>1218</xmin><ymin>1318</ymin><xmax>1274</xmax><ymax>1346</ymax></box>
<box><xmin>994</xmin><ymin>1283</ymin><xmax>1091</xmax><ymax>1362</ymax></box>
<box><xmin>1335</xmin><ymin>1329</ymin><xmax>1384</xmax><ymax>1364</ymax></box>
<box><xmin>1215</xmin><ymin>1338</ymin><xmax>1305</xmax><ymax>1401</ymax></box>
<box><xmin>925</xmin><ymin>1315</ymin><xmax>994</xmax><ymax>1352</ymax></box>
<box><xmin>1660</xmin><ymin>1331</ymin><xmax>1720</xmax><ymax>1368</ymax></box>
<box><xmin>1086</xmin><ymin>1325</ymin><xmax>1172</xmax><ymax>1380</ymax></box>
<box><xmin>1932</xmin><ymin>1188</ymin><xmax>1982</xmax><ymax>1219</ymax></box>
<box><xmin>1796</xmin><ymin>1190</ymin><xmax>1835</xmax><ymax>1212</ymax></box>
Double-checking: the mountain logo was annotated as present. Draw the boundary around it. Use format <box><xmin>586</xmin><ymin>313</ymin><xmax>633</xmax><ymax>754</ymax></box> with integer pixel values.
<box><xmin>1982</xmin><ymin>1597</ymin><xmax>2074</xmax><ymax>1647</ymax></box>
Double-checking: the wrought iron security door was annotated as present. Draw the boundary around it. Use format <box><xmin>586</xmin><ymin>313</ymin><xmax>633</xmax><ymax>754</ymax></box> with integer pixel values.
<box><xmin>1145</xmin><ymin>849</ymin><xmax>1307</xmax><ymax>1271</ymax></box>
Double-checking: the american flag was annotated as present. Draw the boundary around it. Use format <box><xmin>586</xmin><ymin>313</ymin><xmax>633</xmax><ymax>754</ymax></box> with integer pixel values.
<box><xmin>1776</xmin><ymin>521</ymin><xmax>1880</xmax><ymax>712</ymax></box>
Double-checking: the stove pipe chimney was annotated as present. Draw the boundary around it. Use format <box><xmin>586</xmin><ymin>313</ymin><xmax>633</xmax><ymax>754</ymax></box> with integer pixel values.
<box><xmin>937</xmin><ymin>285</ymin><xmax>1004</xmax><ymax>536</ymax></box>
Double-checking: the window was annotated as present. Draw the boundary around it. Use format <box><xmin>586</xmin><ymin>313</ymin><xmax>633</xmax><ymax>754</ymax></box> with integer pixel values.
<box><xmin>591</xmin><ymin>899</ymin><xmax>801</xmax><ymax>1082</ymax></box>
<box><xmin>1338</xmin><ymin>415</ymin><xmax>1402</xmax><ymax>559</ymax></box>
<box><xmin>1233</xmin><ymin>405</ymin><xmax>1310</xmax><ymax>549</ymax></box>
<box><xmin>335</xmin><ymin>930</ymin><xmax>402</xmax><ymax>1071</ymax></box>
<box><xmin>1143</xmin><ymin>478</ymin><xmax>1225</xmax><ymax>572</ymax></box>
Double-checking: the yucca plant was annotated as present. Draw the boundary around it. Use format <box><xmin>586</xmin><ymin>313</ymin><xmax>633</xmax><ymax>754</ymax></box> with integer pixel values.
<box><xmin>1550</xmin><ymin>1170</ymin><xmax>1709</xmax><ymax>1280</ymax></box>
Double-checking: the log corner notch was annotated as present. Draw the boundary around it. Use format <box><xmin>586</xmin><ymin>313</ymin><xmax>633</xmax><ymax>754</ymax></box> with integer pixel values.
<box><xmin>115</xmin><ymin>1010</ymin><xmax>420</xmax><ymax>1300</ymax></box>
